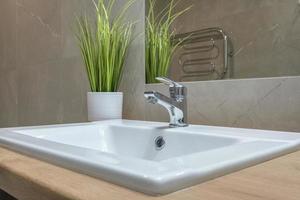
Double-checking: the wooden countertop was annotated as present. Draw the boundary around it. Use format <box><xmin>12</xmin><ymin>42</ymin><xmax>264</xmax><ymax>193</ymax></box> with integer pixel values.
<box><xmin>0</xmin><ymin>147</ymin><xmax>299</xmax><ymax>200</ymax></box>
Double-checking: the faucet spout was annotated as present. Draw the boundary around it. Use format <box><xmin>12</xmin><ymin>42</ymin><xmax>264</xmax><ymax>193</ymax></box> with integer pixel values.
<box><xmin>144</xmin><ymin>81</ymin><xmax>188</xmax><ymax>128</ymax></box>
<box><xmin>144</xmin><ymin>91</ymin><xmax>187</xmax><ymax>127</ymax></box>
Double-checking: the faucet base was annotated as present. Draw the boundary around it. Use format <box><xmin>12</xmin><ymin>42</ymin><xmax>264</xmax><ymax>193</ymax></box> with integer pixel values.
<box><xmin>169</xmin><ymin>123</ymin><xmax>189</xmax><ymax>128</ymax></box>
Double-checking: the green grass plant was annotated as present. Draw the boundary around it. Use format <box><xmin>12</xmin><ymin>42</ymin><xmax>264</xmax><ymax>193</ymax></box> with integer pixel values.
<box><xmin>76</xmin><ymin>0</ymin><xmax>134</xmax><ymax>92</ymax></box>
<box><xmin>145</xmin><ymin>0</ymin><xmax>191</xmax><ymax>84</ymax></box>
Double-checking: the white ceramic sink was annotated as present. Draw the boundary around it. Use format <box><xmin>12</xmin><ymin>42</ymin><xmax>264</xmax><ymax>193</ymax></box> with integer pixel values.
<box><xmin>0</xmin><ymin>120</ymin><xmax>299</xmax><ymax>195</ymax></box>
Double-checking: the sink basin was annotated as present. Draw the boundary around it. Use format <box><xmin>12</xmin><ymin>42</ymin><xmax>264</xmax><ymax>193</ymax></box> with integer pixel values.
<box><xmin>0</xmin><ymin>120</ymin><xmax>299</xmax><ymax>195</ymax></box>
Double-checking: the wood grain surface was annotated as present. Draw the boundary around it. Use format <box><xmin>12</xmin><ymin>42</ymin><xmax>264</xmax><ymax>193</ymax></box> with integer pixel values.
<box><xmin>0</xmin><ymin>147</ymin><xmax>299</xmax><ymax>200</ymax></box>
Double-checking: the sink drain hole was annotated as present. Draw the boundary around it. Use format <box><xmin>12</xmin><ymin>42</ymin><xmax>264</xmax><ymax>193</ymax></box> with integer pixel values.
<box><xmin>155</xmin><ymin>136</ymin><xmax>165</xmax><ymax>150</ymax></box>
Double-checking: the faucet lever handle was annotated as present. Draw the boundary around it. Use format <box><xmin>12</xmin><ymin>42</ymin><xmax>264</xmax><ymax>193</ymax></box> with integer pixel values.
<box><xmin>156</xmin><ymin>77</ymin><xmax>183</xmax><ymax>88</ymax></box>
<box><xmin>156</xmin><ymin>77</ymin><xmax>186</xmax><ymax>102</ymax></box>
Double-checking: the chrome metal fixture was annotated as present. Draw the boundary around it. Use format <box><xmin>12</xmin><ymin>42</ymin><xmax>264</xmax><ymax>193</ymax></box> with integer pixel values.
<box><xmin>172</xmin><ymin>27</ymin><xmax>230</xmax><ymax>81</ymax></box>
<box><xmin>144</xmin><ymin>77</ymin><xmax>188</xmax><ymax>128</ymax></box>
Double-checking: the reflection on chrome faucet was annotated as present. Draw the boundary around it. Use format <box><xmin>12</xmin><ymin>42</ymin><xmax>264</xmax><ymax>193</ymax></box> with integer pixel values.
<box><xmin>144</xmin><ymin>77</ymin><xmax>188</xmax><ymax>128</ymax></box>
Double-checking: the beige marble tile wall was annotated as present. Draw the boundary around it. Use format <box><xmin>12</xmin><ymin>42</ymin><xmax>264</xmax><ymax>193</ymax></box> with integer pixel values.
<box><xmin>1</xmin><ymin>0</ymin><xmax>299</xmax><ymax>133</ymax></box>
<box><xmin>0</xmin><ymin>0</ymin><xmax>145</xmax><ymax>127</ymax></box>
<box><xmin>145</xmin><ymin>76</ymin><xmax>300</xmax><ymax>132</ymax></box>
<box><xmin>143</xmin><ymin>0</ymin><xmax>300</xmax><ymax>132</ymax></box>
<box><xmin>0</xmin><ymin>0</ymin><xmax>18</xmax><ymax>127</ymax></box>
<box><xmin>118</xmin><ymin>0</ymin><xmax>146</xmax><ymax>120</ymax></box>
<box><xmin>171</xmin><ymin>0</ymin><xmax>300</xmax><ymax>79</ymax></box>
<box><xmin>16</xmin><ymin>0</ymin><xmax>93</xmax><ymax>126</ymax></box>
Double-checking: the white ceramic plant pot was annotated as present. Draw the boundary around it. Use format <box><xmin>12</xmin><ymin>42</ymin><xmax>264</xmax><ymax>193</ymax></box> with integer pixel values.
<box><xmin>87</xmin><ymin>92</ymin><xmax>123</xmax><ymax>121</ymax></box>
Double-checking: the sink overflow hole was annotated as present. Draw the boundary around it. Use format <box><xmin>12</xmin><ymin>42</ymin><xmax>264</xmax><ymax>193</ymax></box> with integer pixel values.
<box><xmin>155</xmin><ymin>136</ymin><xmax>165</xmax><ymax>150</ymax></box>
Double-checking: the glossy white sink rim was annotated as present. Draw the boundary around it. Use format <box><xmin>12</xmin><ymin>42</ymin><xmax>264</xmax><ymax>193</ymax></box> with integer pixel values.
<box><xmin>0</xmin><ymin>120</ymin><xmax>299</xmax><ymax>195</ymax></box>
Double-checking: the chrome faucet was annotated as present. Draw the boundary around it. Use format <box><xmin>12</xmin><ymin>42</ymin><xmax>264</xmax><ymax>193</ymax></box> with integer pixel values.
<box><xmin>144</xmin><ymin>77</ymin><xmax>188</xmax><ymax>128</ymax></box>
